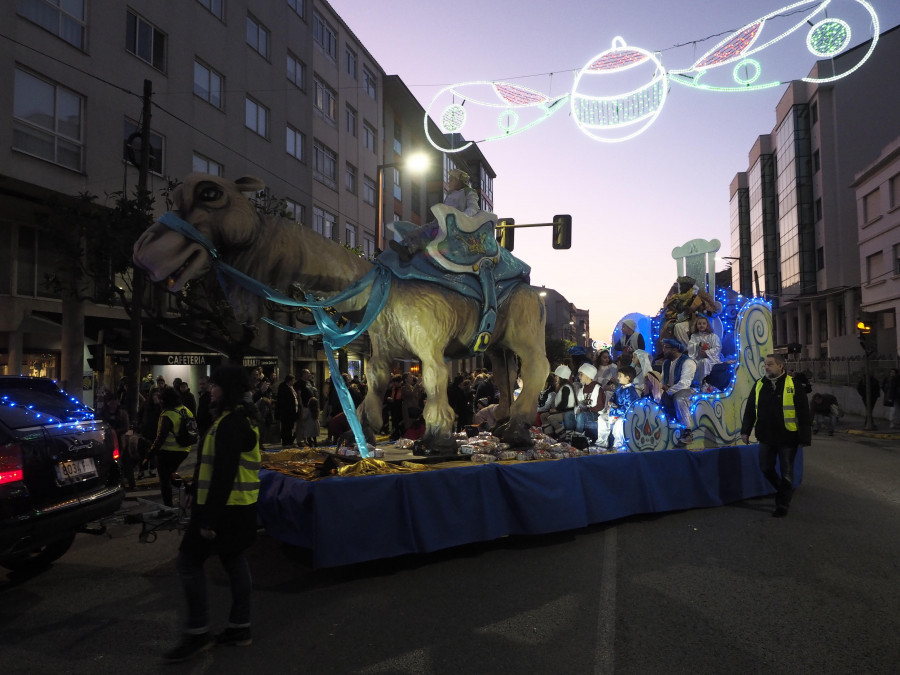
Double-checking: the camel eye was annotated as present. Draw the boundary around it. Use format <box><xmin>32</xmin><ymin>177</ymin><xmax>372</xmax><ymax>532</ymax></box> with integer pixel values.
<box><xmin>197</xmin><ymin>185</ymin><xmax>223</xmax><ymax>202</ymax></box>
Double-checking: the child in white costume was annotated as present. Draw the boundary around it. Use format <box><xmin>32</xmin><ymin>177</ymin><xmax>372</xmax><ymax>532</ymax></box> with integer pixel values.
<box><xmin>687</xmin><ymin>315</ymin><xmax>722</xmax><ymax>389</ymax></box>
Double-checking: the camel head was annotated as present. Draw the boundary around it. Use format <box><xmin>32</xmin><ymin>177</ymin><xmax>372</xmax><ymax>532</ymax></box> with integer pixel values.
<box><xmin>133</xmin><ymin>173</ymin><xmax>266</xmax><ymax>292</ymax></box>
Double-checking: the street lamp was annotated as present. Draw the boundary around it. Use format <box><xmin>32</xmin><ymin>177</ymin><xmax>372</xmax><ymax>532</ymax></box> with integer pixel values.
<box><xmin>377</xmin><ymin>152</ymin><xmax>429</xmax><ymax>250</ymax></box>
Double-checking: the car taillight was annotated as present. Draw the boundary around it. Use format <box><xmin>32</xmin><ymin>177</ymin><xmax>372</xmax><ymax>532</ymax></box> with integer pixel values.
<box><xmin>0</xmin><ymin>442</ymin><xmax>24</xmax><ymax>485</ymax></box>
<box><xmin>112</xmin><ymin>431</ymin><xmax>120</xmax><ymax>461</ymax></box>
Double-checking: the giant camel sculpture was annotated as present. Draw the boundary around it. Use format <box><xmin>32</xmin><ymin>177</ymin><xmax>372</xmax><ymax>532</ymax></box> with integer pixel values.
<box><xmin>133</xmin><ymin>174</ymin><xmax>549</xmax><ymax>452</ymax></box>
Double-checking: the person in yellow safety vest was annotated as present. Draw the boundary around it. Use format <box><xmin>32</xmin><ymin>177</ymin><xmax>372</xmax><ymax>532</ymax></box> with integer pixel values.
<box><xmin>164</xmin><ymin>365</ymin><xmax>261</xmax><ymax>664</ymax></box>
<box><xmin>740</xmin><ymin>353</ymin><xmax>812</xmax><ymax>518</ymax></box>
<box><xmin>147</xmin><ymin>386</ymin><xmax>195</xmax><ymax>507</ymax></box>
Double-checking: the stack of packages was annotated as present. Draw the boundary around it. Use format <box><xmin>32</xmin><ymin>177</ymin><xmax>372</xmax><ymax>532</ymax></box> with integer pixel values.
<box><xmin>455</xmin><ymin>428</ymin><xmax>604</xmax><ymax>463</ymax></box>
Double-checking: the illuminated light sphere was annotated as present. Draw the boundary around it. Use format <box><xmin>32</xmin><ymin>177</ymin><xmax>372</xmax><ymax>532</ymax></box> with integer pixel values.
<box><xmin>498</xmin><ymin>108</ymin><xmax>520</xmax><ymax>134</ymax></box>
<box><xmin>733</xmin><ymin>58</ymin><xmax>762</xmax><ymax>86</ymax></box>
<box><xmin>570</xmin><ymin>36</ymin><xmax>669</xmax><ymax>143</ymax></box>
<box><xmin>807</xmin><ymin>18</ymin><xmax>851</xmax><ymax>57</ymax></box>
<box><xmin>441</xmin><ymin>104</ymin><xmax>466</xmax><ymax>133</ymax></box>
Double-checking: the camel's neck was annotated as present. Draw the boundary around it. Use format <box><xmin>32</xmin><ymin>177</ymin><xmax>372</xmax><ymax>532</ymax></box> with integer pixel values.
<box><xmin>226</xmin><ymin>218</ymin><xmax>375</xmax><ymax>321</ymax></box>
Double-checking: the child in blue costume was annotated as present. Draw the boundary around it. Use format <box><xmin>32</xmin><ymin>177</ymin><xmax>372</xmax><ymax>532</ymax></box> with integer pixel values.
<box><xmin>608</xmin><ymin>365</ymin><xmax>640</xmax><ymax>450</ymax></box>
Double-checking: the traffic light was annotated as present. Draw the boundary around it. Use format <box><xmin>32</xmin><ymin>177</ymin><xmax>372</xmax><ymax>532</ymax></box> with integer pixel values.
<box><xmin>552</xmin><ymin>214</ymin><xmax>572</xmax><ymax>249</ymax></box>
<box><xmin>87</xmin><ymin>344</ymin><xmax>106</xmax><ymax>372</ymax></box>
<box><xmin>497</xmin><ymin>218</ymin><xmax>515</xmax><ymax>251</ymax></box>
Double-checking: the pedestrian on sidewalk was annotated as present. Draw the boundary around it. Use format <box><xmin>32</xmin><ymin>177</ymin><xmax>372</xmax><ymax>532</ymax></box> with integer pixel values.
<box><xmin>146</xmin><ymin>387</ymin><xmax>194</xmax><ymax>507</ymax></box>
<box><xmin>165</xmin><ymin>365</ymin><xmax>261</xmax><ymax>663</ymax></box>
<box><xmin>741</xmin><ymin>353</ymin><xmax>811</xmax><ymax>518</ymax></box>
<box><xmin>883</xmin><ymin>368</ymin><xmax>900</xmax><ymax>429</ymax></box>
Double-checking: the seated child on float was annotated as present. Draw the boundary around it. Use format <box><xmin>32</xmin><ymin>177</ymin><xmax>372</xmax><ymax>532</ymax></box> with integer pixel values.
<box><xmin>564</xmin><ymin>363</ymin><xmax>606</xmax><ymax>443</ymax></box>
<box><xmin>608</xmin><ymin>365</ymin><xmax>640</xmax><ymax>451</ymax></box>
<box><xmin>687</xmin><ymin>314</ymin><xmax>722</xmax><ymax>391</ymax></box>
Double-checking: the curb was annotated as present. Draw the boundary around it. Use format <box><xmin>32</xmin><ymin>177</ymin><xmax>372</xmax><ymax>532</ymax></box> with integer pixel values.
<box><xmin>845</xmin><ymin>429</ymin><xmax>900</xmax><ymax>440</ymax></box>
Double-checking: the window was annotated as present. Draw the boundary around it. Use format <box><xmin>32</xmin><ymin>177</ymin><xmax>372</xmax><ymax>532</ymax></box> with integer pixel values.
<box><xmin>866</xmin><ymin>251</ymin><xmax>883</xmax><ymax>283</ymax></box>
<box><xmin>363</xmin><ymin>122</ymin><xmax>376</xmax><ymax>152</ymax></box>
<box><xmin>192</xmin><ymin>153</ymin><xmax>222</xmax><ymax>176</ymax></box>
<box><xmin>393</xmin><ymin>168</ymin><xmax>401</xmax><ymax>201</ymax></box>
<box><xmin>193</xmin><ymin>61</ymin><xmax>223</xmax><ymax>108</ymax></box>
<box><xmin>890</xmin><ymin>173</ymin><xmax>900</xmax><ymax>210</ymax></box>
<box><xmin>287</xmin><ymin>52</ymin><xmax>305</xmax><ymax>89</ymax></box>
<box><xmin>345</xmin><ymin>223</ymin><xmax>357</xmax><ymax>248</ymax></box>
<box><xmin>811</xmin><ymin>100</ymin><xmax>818</xmax><ymax>125</ymax></box>
<box><xmin>314</xmin><ymin>76</ymin><xmax>337</xmax><ymax>122</ymax></box>
<box><xmin>363</xmin><ymin>176</ymin><xmax>376</xmax><ymax>205</ymax></box>
<box><xmin>894</xmin><ymin>243</ymin><xmax>900</xmax><ymax>275</ymax></box>
<box><xmin>18</xmin><ymin>0</ymin><xmax>85</xmax><ymax>49</ymax></box>
<box><xmin>863</xmin><ymin>188</ymin><xmax>881</xmax><ymax>223</ymax></box>
<box><xmin>816</xmin><ymin>246</ymin><xmax>824</xmax><ymax>270</ymax></box>
<box><xmin>126</xmin><ymin>11</ymin><xmax>166</xmax><ymax>71</ymax></box>
<box><xmin>123</xmin><ymin>120</ymin><xmax>163</xmax><ymax>174</ymax></box>
<box><xmin>345</xmin><ymin>105</ymin><xmax>357</xmax><ymax>136</ymax></box>
<box><xmin>197</xmin><ymin>0</ymin><xmax>223</xmax><ymax>19</ymax></box>
<box><xmin>246</xmin><ymin>15</ymin><xmax>270</xmax><ymax>59</ymax></box>
<box><xmin>313</xmin><ymin>140</ymin><xmax>337</xmax><ymax>186</ymax></box>
<box><xmin>363</xmin><ymin>67</ymin><xmax>377</xmax><ymax>99</ymax></box>
<box><xmin>13</xmin><ymin>68</ymin><xmax>83</xmax><ymax>171</ymax></box>
<box><xmin>313</xmin><ymin>206</ymin><xmax>336</xmax><ymax>239</ymax></box>
<box><xmin>313</xmin><ymin>11</ymin><xmax>337</xmax><ymax>60</ymax></box>
<box><xmin>286</xmin><ymin>125</ymin><xmax>305</xmax><ymax>160</ymax></box>
<box><xmin>393</xmin><ymin>118</ymin><xmax>403</xmax><ymax>156</ymax></box>
<box><xmin>245</xmin><ymin>98</ymin><xmax>268</xmax><ymax>137</ymax></box>
<box><xmin>814</xmin><ymin>197</ymin><xmax>822</xmax><ymax>222</ymax></box>
<box><xmin>812</xmin><ymin>149</ymin><xmax>820</xmax><ymax>173</ymax></box>
<box><xmin>345</xmin><ymin>163</ymin><xmax>357</xmax><ymax>193</ymax></box>
<box><xmin>285</xmin><ymin>199</ymin><xmax>305</xmax><ymax>225</ymax></box>
<box><xmin>287</xmin><ymin>0</ymin><xmax>304</xmax><ymax>19</ymax></box>
<box><xmin>346</xmin><ymin>47</ymin><xmax>357</xmax><ymax>79</ymax></box>
<box><xmin>363</xmin><ymin>234</ymin><xmax>375</xmax><ymax>258</ymax></box>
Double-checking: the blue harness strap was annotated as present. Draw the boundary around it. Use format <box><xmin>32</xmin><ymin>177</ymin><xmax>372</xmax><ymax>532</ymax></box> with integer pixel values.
<box><xmin>157</xmin><ymin>211</ymin><xmax>385</xmax><ymax>457</ymax></box>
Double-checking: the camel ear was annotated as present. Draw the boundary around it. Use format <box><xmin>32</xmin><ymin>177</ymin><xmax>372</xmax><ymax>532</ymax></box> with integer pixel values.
<box><xmin>234</xmin><ymin>176</ymin><xmax>266</xmax><ymax>193</ymax></box>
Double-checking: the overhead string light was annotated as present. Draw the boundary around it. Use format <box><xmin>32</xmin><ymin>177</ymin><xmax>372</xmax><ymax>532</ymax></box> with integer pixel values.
<box><xmin>423</xmin><ymin>0</ymin><xmax>880</xmax><ymax>147</ymax></box>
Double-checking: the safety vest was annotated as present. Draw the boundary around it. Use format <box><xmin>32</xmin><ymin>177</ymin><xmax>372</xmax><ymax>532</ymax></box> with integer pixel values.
<box><xmin>196</xmin><ymin>410</ymin><xmax>261</xmax><ymax>507</ymax></box>
<box><xmin>160</xmin><ymin>407</ymin><xmax>192</xmax><ymax>452</ymax></box>
<box><xmin>754</xmin><ymin>374</ymin><xmax>797</xmax><ymax>431</ymax></box>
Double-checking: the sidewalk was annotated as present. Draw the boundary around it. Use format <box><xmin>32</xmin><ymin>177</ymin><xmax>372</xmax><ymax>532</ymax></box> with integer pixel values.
<box><xmin>829</xmin><ymin>412</ymin><xmax>900</xmax><ymax>440</ymax></box>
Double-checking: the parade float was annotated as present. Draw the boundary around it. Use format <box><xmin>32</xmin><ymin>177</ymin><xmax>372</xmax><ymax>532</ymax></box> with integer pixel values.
<box><xmin>125</xmin><ymin>0</ymin><xmax>895</xmax><ymax>565</ymax></box>
<box><xmin>133</xmin><ymin>182</ymin><xmax>797</xmax><ymax>568</ymax></box>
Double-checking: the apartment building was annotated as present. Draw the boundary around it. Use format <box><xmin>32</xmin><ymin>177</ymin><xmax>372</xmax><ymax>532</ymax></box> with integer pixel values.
<box><xmin>729</xmin><ymin>25</ymin><xmax>900</xmax><ymax>358</ymax></box>
<box><xmin>1</xmin><ymin>0</ymin><xmax>508</xmax><ymax>394</ymax></box>
<box><xmin>853</xmin><ymin>135</ymin><xmax>900</xmax><ymax>357</ymax></box>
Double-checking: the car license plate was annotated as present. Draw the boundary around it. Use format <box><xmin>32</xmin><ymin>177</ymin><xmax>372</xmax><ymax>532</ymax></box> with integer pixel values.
<box><xmin>55</xmin><ymin>457</ymin><xmax>98</xmax><ymax>483</ymax></box>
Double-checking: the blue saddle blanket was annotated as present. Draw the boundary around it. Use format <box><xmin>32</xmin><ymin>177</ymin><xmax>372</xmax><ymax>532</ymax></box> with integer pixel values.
<box><xmin>376</xmin><ymin>245</ymin><xmax>531</xmax><ymax>305</ymax></box>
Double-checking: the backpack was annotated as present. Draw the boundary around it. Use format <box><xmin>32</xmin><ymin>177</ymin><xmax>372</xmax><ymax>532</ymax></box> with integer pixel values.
<box><xmin>175</xmin><ymin>407</ymin><xmax>199</xmax><ymax>446</ymax></box>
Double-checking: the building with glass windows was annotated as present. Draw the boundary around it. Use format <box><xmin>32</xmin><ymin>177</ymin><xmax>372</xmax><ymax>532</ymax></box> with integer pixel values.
<box><xmin>729</xmin><ymin>25</ymin><xmax>900</xmax><ymax>358</ymax></box>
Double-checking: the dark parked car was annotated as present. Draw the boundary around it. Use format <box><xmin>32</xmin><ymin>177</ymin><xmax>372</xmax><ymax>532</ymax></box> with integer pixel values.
<box><xmin>0</xmin><ymin>376</ymin><xmax>124</xmax><ymax>571</ymax></box>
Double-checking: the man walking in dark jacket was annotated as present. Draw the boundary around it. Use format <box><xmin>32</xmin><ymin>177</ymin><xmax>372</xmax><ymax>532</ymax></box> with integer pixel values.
<box><xmin>741</xmin><ymin>353</ymin><xmax>812</xmax><ymax>517</ymax></box>
<box><xmin>275</xmin><ymin>374</ymin><xmax>299</xmax><ymax>446</ymax></box>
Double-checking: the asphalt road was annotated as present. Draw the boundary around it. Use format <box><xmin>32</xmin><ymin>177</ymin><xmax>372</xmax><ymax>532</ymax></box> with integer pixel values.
<box><xmin>2</xmin><ymin>432</ymin><xmax>899</xmax><ymax>675</ymax></box>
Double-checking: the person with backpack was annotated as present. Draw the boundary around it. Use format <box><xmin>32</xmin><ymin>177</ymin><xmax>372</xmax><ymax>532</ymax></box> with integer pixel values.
<box><xmin>147</xmin><ymin>386</ymin><xmax>197</xmax><ymax>507</ymax></box>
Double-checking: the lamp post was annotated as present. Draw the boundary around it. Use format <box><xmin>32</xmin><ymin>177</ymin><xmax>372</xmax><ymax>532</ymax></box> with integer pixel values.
<box><xmin>376</xmin><ymin>152</ymin><xmax>429</xmax><ymax>250</ymax></box>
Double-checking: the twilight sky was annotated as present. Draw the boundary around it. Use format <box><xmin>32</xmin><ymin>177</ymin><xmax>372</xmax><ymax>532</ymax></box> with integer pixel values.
<box><xmin>330</xmin><ymin>0</ymin><xmax>900</xmax><ymax>343</ymax></box>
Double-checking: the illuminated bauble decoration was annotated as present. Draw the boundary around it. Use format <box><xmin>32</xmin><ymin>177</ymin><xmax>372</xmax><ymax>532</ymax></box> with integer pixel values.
<box><xmin>441</xmin><ymin>104</ymin><xmax>466</xmax><ymax>133</ymax></box>
<box><xmin>570</xmin><ymin>37</ymin><xmax>668</xmax><ymax>143</ymax></box>
<box><xmin>807</xmin><ymin>18</ymin><xmax>851</xmax><ymax>57</ymax></box>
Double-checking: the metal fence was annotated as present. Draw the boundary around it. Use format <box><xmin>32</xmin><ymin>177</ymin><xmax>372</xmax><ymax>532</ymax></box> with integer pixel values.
<box><xmin>789</xmin><ymin>357</ymin><xmax>898</xmax><ymax>387</ymax></box>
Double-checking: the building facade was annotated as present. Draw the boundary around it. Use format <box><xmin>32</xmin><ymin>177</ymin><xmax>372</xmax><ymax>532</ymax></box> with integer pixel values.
<box><xmin>853</xmin><ymin>135</ymin><xmax>900</xmax><ymax>357</ymax></box>
<box><xmin>729</xmin><ymin>25</ymin><xmax>900</xmax><ymax>358</ymax></box>
<box><xmin>1</xmin><ymin>0</ymin><xmax>509</xmax><ymax>399</ymax></box>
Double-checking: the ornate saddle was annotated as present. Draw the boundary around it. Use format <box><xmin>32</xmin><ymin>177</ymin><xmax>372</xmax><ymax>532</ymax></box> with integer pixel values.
<box><xmin>380</xmin><ymin>205</ymin><xmax>531</xmax><ymax>353</ymax></box>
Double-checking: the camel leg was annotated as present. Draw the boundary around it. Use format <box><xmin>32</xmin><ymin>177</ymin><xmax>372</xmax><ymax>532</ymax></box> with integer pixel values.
<box><xmin>495</xmin><ymin>291</ymin><xmax>550</xmax><ymax>447</ymax></box>
<box><xmin>361</xmin><ymin>344</ymin><xmax>390</xmax><ymax>437</ymax></box>
<box><xmin>418</xmin><ymin>350</ymin><xmax>457</xmax><ymax>452</ymax></box>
